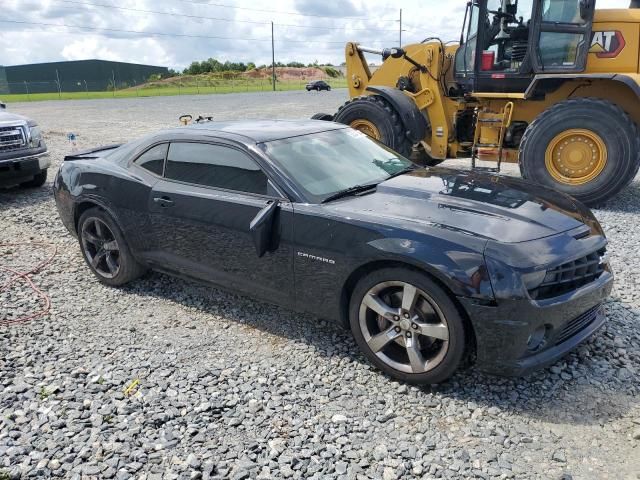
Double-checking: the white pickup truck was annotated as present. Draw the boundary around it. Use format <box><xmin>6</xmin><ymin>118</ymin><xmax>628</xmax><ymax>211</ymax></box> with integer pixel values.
<box><xmin>0</xmin><ymin>101</ymin><xmax>49</xmax><ymax>188</ymax></box>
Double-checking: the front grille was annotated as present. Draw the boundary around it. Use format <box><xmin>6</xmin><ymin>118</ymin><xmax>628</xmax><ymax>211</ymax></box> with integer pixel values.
<box><xmin>0</xmin><ymin>125</ymin><xmax>26</xmax><ymax>152</ymax></box>
<box><xmin>529</xmin><ymin>247</ymin><xmax>607</xmax><ymax>300</ymax></box>
<box><xmin>555</xmin><ymin>304</ymin><xmax>601</xmax><ymax>345</ymax></box>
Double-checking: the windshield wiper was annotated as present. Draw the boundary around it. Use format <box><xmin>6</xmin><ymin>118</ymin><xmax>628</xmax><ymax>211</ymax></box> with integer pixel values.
<box><xmin>321</xmin><ymin>182</ymin><xmax>379</xmax><ymax>203</ymax></box>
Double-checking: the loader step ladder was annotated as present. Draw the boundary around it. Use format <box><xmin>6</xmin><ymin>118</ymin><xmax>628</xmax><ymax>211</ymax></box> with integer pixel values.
<box><xmin>471</xmin><ymin>101</ymin><xmax>514</xmax><ymax>173</ymax></box>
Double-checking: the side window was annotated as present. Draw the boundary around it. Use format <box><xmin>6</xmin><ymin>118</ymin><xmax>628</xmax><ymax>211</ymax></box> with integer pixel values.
<box><xmin>534</xmin><ymin>0</ymin><xmax>593</xmax><ymax>71</ymax></box>
<box><xmin>542</xmin><ymin>0</ymin><xmax>583</xmax><ymax>23</ymax></box>
<box><xmin>165</xmin><ymin>142</ymin><xmax>268</xmax><ymax>195</ymax></box>
<box><xmin>134</xmin><ymin>143</ymin><xmax>167</xmax><ymax>176</ymax></box>
<box><xmin>455</xmin><ymin>4</ymin><xmax>480</xmax><ymax>75</ymax></box>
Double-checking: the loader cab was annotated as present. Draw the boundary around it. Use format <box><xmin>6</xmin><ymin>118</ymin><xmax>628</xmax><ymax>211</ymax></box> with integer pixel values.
<box><xmin>453</xmin><ymin>0</ymin><xmax>595</xmax><ymax>95</ymax></box>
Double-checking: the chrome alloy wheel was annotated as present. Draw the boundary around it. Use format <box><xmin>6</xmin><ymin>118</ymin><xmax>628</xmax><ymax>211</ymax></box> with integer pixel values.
<box><xmin>81</xmin><ymin>217</ymin><xmax>121</xmax><ymax>279</ymax></box>
<box><xmin>358</xmin><ymin>281</ymin><xmax>450</xmax><ymax>374</ymax></box>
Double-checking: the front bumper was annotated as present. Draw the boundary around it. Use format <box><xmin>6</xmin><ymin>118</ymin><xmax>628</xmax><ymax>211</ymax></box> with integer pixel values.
<box><xmin>459</xmin><ymin>271</ymin><xmax>613</xmax><ymax>376</ymax></box>
<box><xmin>0</xmin><ymin>151</ymin><xmax>50</xmax><ymax>186</ymax></box>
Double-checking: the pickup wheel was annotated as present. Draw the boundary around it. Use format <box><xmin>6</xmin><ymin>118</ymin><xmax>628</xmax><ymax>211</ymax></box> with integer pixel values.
<box><xmin>349</xmin><ymin>268</ymin><xmax>466</xmax><ymax>384</ymax></box>
<box><xmin>77</xmin><ymin>208</ymin><xmax>146</xmax><ymax>286</ymax></box>
<box><xmin>19</xmin><ymin>169</ymin><xmax>47</xmax><ymax>188</ymax></box>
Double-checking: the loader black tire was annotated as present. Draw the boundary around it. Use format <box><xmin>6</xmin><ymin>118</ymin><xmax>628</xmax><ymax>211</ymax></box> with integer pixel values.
<box><xmin>311</xmin><ymin>112</ymin><xmax>334</xmax><ymax>121</ymax></box>
<box><xmin>411</xmin><ymin>144</ymin><xmax>444</xmax><ymax>167</ymax></box>
<box><xmin>519</xmin><ymin>98</ymin><xmax>640</xmax><ymax>207</ymax></box>
<box><xmin>333</xmin><ymin>95</ymin><xmax>412</xmax><ymax>157</ymax></box>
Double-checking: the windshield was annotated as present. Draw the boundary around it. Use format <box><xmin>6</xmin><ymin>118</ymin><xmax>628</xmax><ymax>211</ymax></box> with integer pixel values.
<box><xmin>260</xmin><ymin>128</ymin><xmax>414</xmax><ymax>203</ymax></box>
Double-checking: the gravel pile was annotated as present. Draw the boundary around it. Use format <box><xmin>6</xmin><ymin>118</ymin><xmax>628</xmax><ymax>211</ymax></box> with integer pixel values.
<box><xmin>1</xmin><ymin>90</ymin><xmax>639</xmax><ymax>479</ymax></box>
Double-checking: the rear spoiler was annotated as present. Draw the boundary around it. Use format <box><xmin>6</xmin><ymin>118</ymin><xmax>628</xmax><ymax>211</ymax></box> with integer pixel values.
<box><xmin>63</xmin><ymin>144</ymin><xmax>122</xmax><ymax>161</ymax></box>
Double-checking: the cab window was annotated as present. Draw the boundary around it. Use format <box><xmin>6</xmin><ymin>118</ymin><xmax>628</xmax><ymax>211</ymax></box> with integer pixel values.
<box><xmin>538</xmin><ymin>0</ymin><xmax>586</xmax><ymax>68</ymax></box>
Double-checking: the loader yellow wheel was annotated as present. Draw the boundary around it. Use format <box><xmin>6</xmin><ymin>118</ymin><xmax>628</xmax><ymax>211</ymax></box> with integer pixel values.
<box><xmin>350</xmin><ymin>119</ymin><xmax>381</xmax><ymax>140</ymax></box>
<box><xmin>333</xmin><ymin>95</ymin><xmax>413</xmax><ymax>157</ymax></box>
<box><xmin>519</xmin><ymin>98</ymin><xmax>640</xmax><ymax>206</ymax></box>
<box><xmin>545</xmin><ymin>129</ymin><xmax>607</xmax><ymax>186</ymax></box>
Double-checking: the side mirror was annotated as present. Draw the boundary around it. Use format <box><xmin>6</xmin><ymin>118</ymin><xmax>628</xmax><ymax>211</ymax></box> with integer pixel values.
<box><xmin>0</xmin><ymin>101</ymin><xmax>6</xmax><ymax>110</ymax></box>
<box><xmin>249</xmin><ymin>200</ymin><xmax>279</xmax><ymax>257</ymax></box>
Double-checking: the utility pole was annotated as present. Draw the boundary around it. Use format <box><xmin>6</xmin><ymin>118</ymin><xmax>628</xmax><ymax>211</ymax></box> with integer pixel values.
<box><xmin>271</xmin><ymin>21</ymin><xmax>276</xmax><ymax>91</ymax></box>
<box><xmin>55</xmin><ymin>69</ymin><xmax>61</xmax><ymax>99</ymax></box>
<box><xmin>111</xmin><ymin>70</ymin><xmax>116</xmax><ymax>97</ymax></box>
<box><xmin>399</xmin><ymin>9</ymin><xmax>402</xmax><ymax>47</ymax></box>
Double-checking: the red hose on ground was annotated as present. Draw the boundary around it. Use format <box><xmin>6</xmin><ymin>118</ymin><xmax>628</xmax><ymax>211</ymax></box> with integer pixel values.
<box><xmin>0</xmin><ymin>243</ymin><xmax>57</xmax><ymax>325</ymax></box>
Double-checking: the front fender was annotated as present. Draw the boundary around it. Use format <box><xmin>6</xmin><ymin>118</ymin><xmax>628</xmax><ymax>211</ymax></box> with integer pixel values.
<box><xmin>366</xmin><ymin>236</ymin><xmax>494</xmax><ymax>300</ymax></box>
<box><xmin>366</xmin><ymin>86</ymin><xmax>427</xmax><ymax>143</ymax></box>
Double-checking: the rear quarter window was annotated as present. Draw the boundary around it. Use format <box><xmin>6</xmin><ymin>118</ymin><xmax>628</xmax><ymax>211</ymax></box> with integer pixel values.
<box><xmin>134</xmin><ymin>143</ymin><xmax>168</xmax><ymax>176</ymax></box>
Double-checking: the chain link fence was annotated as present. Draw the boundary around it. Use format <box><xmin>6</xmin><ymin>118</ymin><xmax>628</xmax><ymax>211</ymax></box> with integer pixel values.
<box><xmin>2</xmin><ymin>74</ymin><xmax>347</xmax><ymax>101</ymax></box>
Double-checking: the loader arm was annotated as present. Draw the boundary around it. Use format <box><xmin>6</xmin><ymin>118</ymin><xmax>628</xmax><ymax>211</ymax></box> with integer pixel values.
<box><xmin>345</xmin><ymin>41</ymin><xmax>453</xmax><ymax>159</ymax></box>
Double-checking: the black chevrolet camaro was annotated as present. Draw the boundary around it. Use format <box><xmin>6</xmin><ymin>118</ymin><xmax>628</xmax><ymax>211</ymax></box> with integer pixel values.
<box><xmin>53</xmin><ymin>120</ymin><xmax>613</xmax><ymax>384</ymax></box>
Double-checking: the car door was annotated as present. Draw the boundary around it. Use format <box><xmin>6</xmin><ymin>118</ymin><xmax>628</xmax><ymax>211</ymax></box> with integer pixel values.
<box><xmin>146</xmin><ymin>140</ymin><xmax>295</xmax><ymax>306</ymax></box>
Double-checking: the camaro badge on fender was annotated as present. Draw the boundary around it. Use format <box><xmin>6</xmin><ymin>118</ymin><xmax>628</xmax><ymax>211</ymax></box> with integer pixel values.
<box><xmin>297</xmin><ymin>251</ymin><xmax>335</xmax><ymax>265</ymax></box>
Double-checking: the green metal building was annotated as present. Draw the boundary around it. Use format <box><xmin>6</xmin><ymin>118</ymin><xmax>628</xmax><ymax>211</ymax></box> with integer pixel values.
<box><xmin>0</xmin><ymin>59</ymin><xmax>168</xmax><ymax>94</ymax></box>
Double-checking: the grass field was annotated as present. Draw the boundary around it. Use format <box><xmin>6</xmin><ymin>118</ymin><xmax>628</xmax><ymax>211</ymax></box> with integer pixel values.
<box><xmin>2</xmin><ymin>77</ymin><xmax>349</xmax><ymax>103</ymax></box>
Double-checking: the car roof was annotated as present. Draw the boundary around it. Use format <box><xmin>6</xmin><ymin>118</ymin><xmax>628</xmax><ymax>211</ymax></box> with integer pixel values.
<box><xmin>161</xmin><ymin>119</ymin><xmax>347</xmax><ymax>144</ymax></box>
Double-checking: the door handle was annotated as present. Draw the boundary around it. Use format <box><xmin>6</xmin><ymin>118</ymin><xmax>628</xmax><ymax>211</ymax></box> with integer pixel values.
<box><xmin>153</xmin><ymin>196</ymin><xmax>174</xmax><ymax>207</ymax></box>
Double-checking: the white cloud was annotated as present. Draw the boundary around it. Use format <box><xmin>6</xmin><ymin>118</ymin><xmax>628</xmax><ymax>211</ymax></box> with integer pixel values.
<box><xmin>0</xmin><ymin>0</ymin><xmax>633</xmax><ymax>70</ymax></box>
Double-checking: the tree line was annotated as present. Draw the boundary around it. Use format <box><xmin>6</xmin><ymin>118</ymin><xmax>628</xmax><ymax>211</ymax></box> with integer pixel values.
<box><xmin>182</xmin><ymin>58</ymin><xmax>335</xmax><ymax>75</ymax></box>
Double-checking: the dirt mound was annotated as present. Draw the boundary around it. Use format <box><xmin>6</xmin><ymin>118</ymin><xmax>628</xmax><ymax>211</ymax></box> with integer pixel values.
<box><xmin>244</xmin><ymin>67</ymin><xmax>326</xmax><ymax>80</ymax></box>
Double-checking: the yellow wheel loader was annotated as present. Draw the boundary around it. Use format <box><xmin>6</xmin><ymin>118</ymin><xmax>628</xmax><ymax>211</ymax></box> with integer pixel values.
<box><xmin>319</xmin><ymin>0</ymin><xmax>640</xmax><ymax>206</ymax></box>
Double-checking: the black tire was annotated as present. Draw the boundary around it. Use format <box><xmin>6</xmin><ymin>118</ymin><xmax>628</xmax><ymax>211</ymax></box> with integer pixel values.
<box><xmin>333</xmin><ymin>96</ymin><xmax>412</xmax><ymax>157</ymax></box>
<box><xmin>410</xmin><ymin>144</ymin><xmax>444</xmax><ymax>167</ymax></box>
<box><xmin>349</xmin><ymin>268</ymin><xmax>466</xmax><ymax>384</ymax></box>
<box><xmin>311</xmin><ymin>112</ymin><xmax>334</xmax><ymax>121</ymax></box>
<box><xmin>519</xmin><ymin>98</ymin><xmax>640</xmax><ymax>206</ymax></box>
<box><xmin>19</xmin><ymin>169</ymin><xmax>47</xmax><ymax>188</ymax></box>
<box><xmin>77</xmin><ymin>207</ymin><xmax>146</xmax><ymax>286</ymax></box>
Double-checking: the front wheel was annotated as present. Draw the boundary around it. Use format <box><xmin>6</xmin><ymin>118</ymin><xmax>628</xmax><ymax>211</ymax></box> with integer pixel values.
<box><xmin>349</xmin><ymin>268</ymin><xmax>466</xmax><ymax>384</ymax></box>
<box><xmin>333</xmin><ymin>96</ymin><xmax>412</xmax><ymax>157</ymax></box>
<box><xmin>77</xmin><ymin>208</ymin><xmax>146</xmax><ymax>286</ymax></box>
<box><xmin>519</xmin><ymin>98</ymin><xmax>640</xmax><ymax>206</ymax></box>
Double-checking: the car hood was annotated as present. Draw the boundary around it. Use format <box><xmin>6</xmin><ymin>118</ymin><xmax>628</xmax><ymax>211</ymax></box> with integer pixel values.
<box><xmin>0</xmin><ymin>111</ymin><xmax>31</xmax><ymax>125</ymax></box>
<box><xmin>325</xmin><ymin>167</ymin><xmax>588</xmax><ymax>243</ymax></box>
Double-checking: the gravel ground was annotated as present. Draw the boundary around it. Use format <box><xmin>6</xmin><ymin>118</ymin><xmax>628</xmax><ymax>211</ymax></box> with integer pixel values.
<box><xmin>1</xmin><ymin>90</ymin><xmax>639</xmax><ymax>480</ymax></box>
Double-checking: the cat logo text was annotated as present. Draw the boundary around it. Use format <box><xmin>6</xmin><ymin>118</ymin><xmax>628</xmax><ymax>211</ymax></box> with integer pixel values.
<box><xmin>590</xmin><ymin>31</ymin><xmax>625</xmax><ymax>58</ymax></box>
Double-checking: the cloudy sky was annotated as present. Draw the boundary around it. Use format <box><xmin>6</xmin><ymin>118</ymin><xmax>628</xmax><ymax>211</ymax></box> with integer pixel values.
<box><xmin>0</xmin><ymin>0</ymin><xmax>631</xmax><ymax>70</ymax></box>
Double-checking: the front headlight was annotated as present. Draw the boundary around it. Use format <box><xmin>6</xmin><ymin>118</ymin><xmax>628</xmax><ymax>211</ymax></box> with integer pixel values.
<box><xmin>521</xmin><ymin>270</ymin><xmax>547</xmax><ymax>291</ymax></box>
<box><xmin>29</xmin><ymin>125</ymin><xmax>42</xmax><ymax>148</ymax></box>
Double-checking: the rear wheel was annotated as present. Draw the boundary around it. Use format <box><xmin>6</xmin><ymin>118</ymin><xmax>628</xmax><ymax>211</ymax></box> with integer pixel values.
<box><xmin>333</xmin><ymin>96</ymin><xmax>412</xmax><ymax>157</ymax></box>
<box><xmin>78</xmin><ymin>208</ymin><xmax>146</xmax><ymax>286</ymax></box>
<box><xmin>519</xmin><ymin>98</ymin><xmax>640</xmax><ymax>206</ymax></box>
<box><xmin>19</xmin><ymin>169</ymin><xmax>47</xmax><ymax>188</ymax></box>
<box><xmin>349</xmin><ymin>268</ymin><xmax>466</xmax><ymax>384</ymax></box>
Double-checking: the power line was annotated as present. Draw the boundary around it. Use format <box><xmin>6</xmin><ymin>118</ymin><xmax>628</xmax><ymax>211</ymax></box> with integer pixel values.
<box><xmin>54</xmin><ymin>0</ymin><xmax>400</xmax><ymax>32</ymax></box>
<box><xmin>0</xmin><ymin>19</ymin><xmax>394</xmax><ymax>45</ymax></box>
<box><xmin>173</xmin><ymin>0</ymin><xmax>399</xmax><ymax>21</ymax></box>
